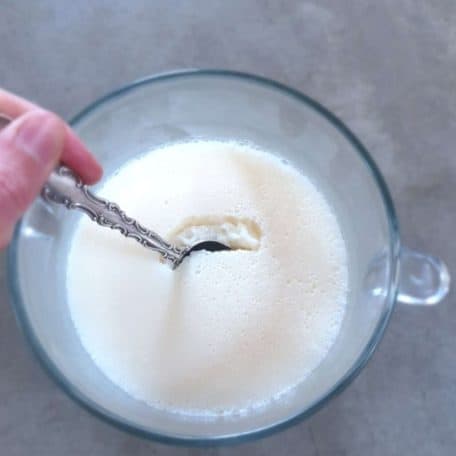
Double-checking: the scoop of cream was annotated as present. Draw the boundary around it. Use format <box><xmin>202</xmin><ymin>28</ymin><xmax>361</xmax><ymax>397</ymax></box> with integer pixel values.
<box><xmin>170</xmin><ymin>215</ymin><xmax>262</xmax><ymax>251</ymax></box>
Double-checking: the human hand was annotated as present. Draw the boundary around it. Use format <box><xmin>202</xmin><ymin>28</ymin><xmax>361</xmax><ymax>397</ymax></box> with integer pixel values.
<box><xmin>0</xmin><ymin>89</ymin><xmax>102</xmax><ymax>248</ymax></box>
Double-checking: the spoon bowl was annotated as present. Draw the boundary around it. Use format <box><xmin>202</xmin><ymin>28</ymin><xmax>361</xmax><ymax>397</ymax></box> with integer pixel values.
<box><xmin>173</xmin><ymin>240</ymin><xmax>231</xmax><ymax>268</ymax></box>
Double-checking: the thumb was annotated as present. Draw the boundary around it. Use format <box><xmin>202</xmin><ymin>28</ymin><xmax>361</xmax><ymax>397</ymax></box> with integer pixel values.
<box><xmin>0</xmin><ymin>110</ymin><xmax>64</xmax><ymax>248</ymax></box>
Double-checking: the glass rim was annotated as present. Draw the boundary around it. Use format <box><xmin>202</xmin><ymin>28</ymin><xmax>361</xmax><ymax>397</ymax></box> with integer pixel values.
<box><xmin>7</xmin><ymin>69</ymin><xmax>401</xmax><ymax>445</ymax></box>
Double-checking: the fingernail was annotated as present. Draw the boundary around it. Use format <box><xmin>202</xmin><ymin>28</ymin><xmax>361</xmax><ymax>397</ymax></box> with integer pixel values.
<box><xmin>15</xmin><ymin>111</ymin><xmax>64</xmax><ymax>166</ymax></box>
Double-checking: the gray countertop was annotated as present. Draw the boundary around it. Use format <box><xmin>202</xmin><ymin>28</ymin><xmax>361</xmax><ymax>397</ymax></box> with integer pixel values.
<box><xmin>1</xmin><ymin>1</ymin><xmax>455</xmax><ymax>455</ymax></box>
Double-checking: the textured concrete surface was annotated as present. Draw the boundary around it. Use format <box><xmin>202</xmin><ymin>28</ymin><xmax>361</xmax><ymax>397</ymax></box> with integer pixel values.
<box><xmin>1</xmin><ymin>1</ymin><xmax>455</xmax><ymax>455</ymax></box>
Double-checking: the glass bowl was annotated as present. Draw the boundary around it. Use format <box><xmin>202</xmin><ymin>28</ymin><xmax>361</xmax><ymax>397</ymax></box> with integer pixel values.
<box><xmin>7</xmin><ymin>70</ymin><xmax>450</xmax><ymax>445</ymax></box>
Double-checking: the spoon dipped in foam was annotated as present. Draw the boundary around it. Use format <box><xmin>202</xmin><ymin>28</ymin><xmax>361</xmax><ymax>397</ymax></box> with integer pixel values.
<box><xmin>42</xmin><ymin>165</ymin><xmax>231</xmax><ymax>269</ymax></box>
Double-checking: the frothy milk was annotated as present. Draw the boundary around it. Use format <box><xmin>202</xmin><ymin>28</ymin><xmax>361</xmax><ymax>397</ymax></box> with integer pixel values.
<box><xmin>67</xmin><ymin>141</ymin><xmax>348</xmax><ymax>415</ymax></box>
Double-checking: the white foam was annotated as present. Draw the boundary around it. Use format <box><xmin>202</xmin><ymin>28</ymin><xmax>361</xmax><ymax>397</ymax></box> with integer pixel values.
<box><xmin>66</xmin><ymin>140</ymin><xmax>348</xmax><ymax>416</ymax></box>
<box><xmin>171</xmin><ymin>215</ymin><xmax>262</xmax><ymax>251</ymax></box>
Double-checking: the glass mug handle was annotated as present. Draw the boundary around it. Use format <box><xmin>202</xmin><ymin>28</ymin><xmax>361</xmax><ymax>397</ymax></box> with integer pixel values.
<box><xmin>398</xmin><ymin>246</ymin><xmax>450</xmax><ymax>305</ymax></box>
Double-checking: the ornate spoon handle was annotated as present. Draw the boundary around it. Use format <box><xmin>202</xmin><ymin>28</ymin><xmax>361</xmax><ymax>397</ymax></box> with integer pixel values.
<box><xmin>42</xmin><ymin>166</ymin><xmax>184</xmax><ymax>263</ymax></box>
<box><xmin>0</xmin><ymin>114</ymin><xmax>184</xmax><ymax>265</ymax></box>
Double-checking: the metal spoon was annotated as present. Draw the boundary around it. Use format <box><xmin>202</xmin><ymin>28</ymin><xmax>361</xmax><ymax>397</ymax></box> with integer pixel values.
<box><xmin>0</xmin><ymin>114</ymin><xmax>230</xmax><ymax>268</ymax></box>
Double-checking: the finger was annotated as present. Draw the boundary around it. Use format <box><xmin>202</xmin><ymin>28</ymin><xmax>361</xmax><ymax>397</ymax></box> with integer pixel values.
<box><xmin>0</xmin><ymin>89</ymin><xmax>102</xmax><ymax>184</ymax></box>
<box><xmin>0</xmin><ymin>110</ymin><xmax>65</xmax><ymax>248</ymax></box>
<box><xmin>61</xmin><ymin>124</ymin><xmax>103</xmax><ymax>184</ymax></box>
<box><xmin>0</xmin><ymin>89</ymin><xmax>37</xmax><ymax>117</ymax></box>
